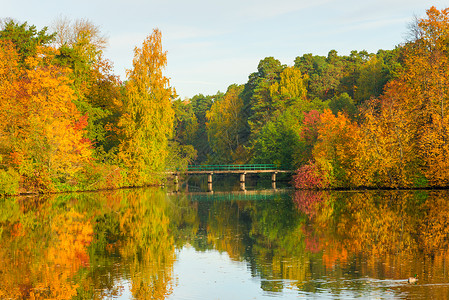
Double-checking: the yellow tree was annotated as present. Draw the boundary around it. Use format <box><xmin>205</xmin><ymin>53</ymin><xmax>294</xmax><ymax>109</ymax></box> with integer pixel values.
<box><xmin>206</xmin><ymin>84</ymin><xmax>245</xmax><ymax>163</ymax></box>
<box><xmin>119</xmin><ymin>29</ymin><xmax>175</xmax><ymax>185</ymax></box>
<box><xmin>354</xmin><ymin>95</ymin><xmax>417</xmax><ymax>188</ymax></box>
<box><xmin>0</xmin><ymin>40</ymin><xmax>21</xmax><ymax>161</ymax></box>
<box><xmin>411</xmin><ymin>7</ymin><xmax>449</xmax><ymax>186</ymax></box>
<box><xmin>25</xmin><ymin>50</ymin><xmax>92</xmax><ymax>178</ymax></box>
<box><xmin>269</xmin><ymin>66</ymin><xmax>308</xmax><ymax>109</ymax></box>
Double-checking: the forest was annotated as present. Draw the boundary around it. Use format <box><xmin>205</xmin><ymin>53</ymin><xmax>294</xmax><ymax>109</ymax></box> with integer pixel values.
<box><xmin>1</xmin><ymin>6</ymin><xmax>449</xmax><ymax>194</ymax></box>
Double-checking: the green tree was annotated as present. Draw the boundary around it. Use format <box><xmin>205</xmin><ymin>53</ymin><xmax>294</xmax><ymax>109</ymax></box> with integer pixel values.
<box><xmin>355</xmin><ymin>55</ymin><xmax>385</xmax><ymax>103</ymax></box>
<box><xmin>328</xmin><ymin>93</ymin><xmax>357</xmax><ymax>120</ymax></box>
<box><xmin>251</xmin><ymin>109</ymin><xmax>302</xmax><ymax>169</ymax></box>
<box><xmin>248</xmin><ymin>57</ymin><xmax>286</xmax><ymax>136</ymax></box>
<box><xmin>294</xmin><ymin>51</ymin><xmax>344</xmax><ymax>100</ymax></box>
<box><xmin>0</xmin><ymin>19</ymin><xmax>55</xmax><ymax>64</ymax></box>
<box><xmin>172</xmin><ymin>98</ymin><xmax>198</xmax><ymax>145</ymax></box>
<box><xmin>189</xmin><ymin>93</ymin><xmax>217</xmax><ymax>164</ymax></box>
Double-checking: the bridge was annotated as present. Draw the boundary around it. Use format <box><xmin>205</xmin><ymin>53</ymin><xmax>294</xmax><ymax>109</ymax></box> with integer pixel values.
<box><xmin>170</xmin><ymin>164</ymin><xmax>294</xmax><ymax>192</ymax></box>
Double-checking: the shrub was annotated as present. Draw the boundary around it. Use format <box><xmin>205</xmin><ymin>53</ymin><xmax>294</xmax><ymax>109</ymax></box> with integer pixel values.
<box><xmin>293</xmin><ymin>162</ymin><xmax>324</xmax><ymax>189</ymax></box>
<box><xmin>0</xmin><ymin>168</ymin><xmax>20</xmax><ymax>195</ymax></box>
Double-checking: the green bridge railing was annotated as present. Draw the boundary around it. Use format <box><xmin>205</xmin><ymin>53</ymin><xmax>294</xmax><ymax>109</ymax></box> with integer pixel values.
<box><xmin>187</xmin><ymin>164</ymin><xmax>277</xmax><ymax>172</ymax></box>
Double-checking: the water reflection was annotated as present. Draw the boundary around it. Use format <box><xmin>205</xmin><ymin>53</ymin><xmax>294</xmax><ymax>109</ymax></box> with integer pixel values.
<box><xmin>0</xmin><ymin>190</ymin><xmax>176</xmax><ymax>299</ymax></box>
<box><xmin>0</xmin><ymin>189</ymin><xmax>449</xmax><ymax>298</ymax></box>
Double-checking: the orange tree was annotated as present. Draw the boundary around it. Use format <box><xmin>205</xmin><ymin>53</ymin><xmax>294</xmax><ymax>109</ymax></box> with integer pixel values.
<box><xmin>0</xmin><ymin>39</ymin><xmax>92</xmax><ymax>192</ymax></box>
<box><xmin>359</xmin><ymin>7</ymin><xmax>449</xmax><ymax>188</ymax></box>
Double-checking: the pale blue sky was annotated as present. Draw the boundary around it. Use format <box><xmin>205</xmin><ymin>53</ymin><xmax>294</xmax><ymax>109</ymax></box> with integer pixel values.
<box><xmin>3</xmin><ymin>0</ymin><xmax>448</xmax><ymax>98</ymax></box>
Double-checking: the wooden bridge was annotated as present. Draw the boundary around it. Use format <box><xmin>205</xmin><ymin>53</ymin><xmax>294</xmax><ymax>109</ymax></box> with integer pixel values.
<box><xmin>171</xmin><ymin>164</ymin><xmax>293</xmax><ymax>192</ymax></box>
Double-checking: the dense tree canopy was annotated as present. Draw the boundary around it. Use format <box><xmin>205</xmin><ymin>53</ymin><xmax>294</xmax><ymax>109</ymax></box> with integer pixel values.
<box><xmin>0</xmin><ymin>20</ymin><xmax>176</xmax><ymax>194</ymax></box>
<box><xmin>293</xmin><ymin>6</ymin><xmax>449</xmax><ymax>189</ymax></box>
<box><xmin>1</xmin><ymin>6</ymin><xmax>448</xmax><ymax>194</ymax></box>
<box><xmin>173</xmin><ymin>6</ymin><xmax>449</xmax><ymax>190</ymax></box>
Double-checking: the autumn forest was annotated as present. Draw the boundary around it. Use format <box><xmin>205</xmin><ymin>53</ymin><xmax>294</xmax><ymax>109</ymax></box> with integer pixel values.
<box><xmin>1</xmin><ymin>6</ymin><xmax>449</xmax><ymax>195</ymax></box>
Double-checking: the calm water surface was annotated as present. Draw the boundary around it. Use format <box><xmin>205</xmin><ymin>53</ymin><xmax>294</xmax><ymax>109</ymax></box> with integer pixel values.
<box><xmin>2</xmin><ymin>180</ymin><xmax>449</xmax><ymax>299</ymax></box>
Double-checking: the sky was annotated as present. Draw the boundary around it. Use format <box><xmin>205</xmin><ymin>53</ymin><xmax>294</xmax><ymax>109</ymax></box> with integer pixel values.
<box><xmin>2</xmin><ymin>0</ymin><xmax>448</xmax><ymax>99</ymax></box>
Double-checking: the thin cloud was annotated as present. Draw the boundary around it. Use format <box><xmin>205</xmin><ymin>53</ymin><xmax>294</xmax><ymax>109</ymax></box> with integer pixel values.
<box><xmin>163</xmin><ymin>25</ymin><xmax>229</xmax><ymax>41</ymax></box>
<box><xmin>233</xmin><ymin>0</ymin><xmax>332</xmax><ymax>20</ymax></box>
<box><xmin>176</xmin><ymin>80</ymin><xmax>216</xmax><ymax>85</ymax></box>
<box><xmin>338</xmin><ymin>16</ymin><xmax>412</xmax><ymax>32</ymax></box>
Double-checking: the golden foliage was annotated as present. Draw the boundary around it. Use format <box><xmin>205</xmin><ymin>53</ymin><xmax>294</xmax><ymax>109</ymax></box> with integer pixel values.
<box><xmin>206</xmin><ymin>85</ymin><xmax>245</xmax><ymax>163</ymax></box>
<box><xmin>119</xmin><ymin>29</ymin><xmax>175</xmax><ymax>185</ymax></box>
<box><xmin>0</xmin><ymin>42</ymin><xmax>92</xmax><ymax>191</ymax></box>
<box><xmin>312</xmin><ymin>109</ymin><xmax>360</xmax><ymax>188</ymax></box>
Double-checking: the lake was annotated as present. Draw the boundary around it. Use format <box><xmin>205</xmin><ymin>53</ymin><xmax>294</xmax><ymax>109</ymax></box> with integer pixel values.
<box><xmin>1</xmin><ymin>179</ymin><xmax>449</xmax><ymax>299</ymax></box>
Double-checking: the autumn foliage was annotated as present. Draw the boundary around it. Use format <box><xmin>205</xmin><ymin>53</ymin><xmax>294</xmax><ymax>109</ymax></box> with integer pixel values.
<box><xmin>293</xmin><ymin>6</ymin><xmax>449</xmax><ymax>189</ymax></box>
<box><xmin>119</xmin><ymin>29</ymin><xmax>175</xmax><ymax>185</ymax></box>
<box><xmin>0</xmin><ymin>21</ymin><xmax>175</xmax><ymax>194</ymax></box>
<box><xmin>2</xmin><ymin>6</ymin><xmax>449</xmax><ymax>193</ymax></box>
<box><xmin>0</xmin><ymin>40</ymin><xmax>92</xmax><ymax>192</ymax></box>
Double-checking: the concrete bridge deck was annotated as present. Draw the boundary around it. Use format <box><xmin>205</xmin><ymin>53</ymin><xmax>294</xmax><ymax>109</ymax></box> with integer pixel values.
<box><xmin>169</xmin><ymin>164</ymin><xmax>294</xmax><ymax>192</ymax></box>
<box><xmin>184</xmin><ymin>169</ymin><xmax>292</xmax><ymax>174</ymax></box>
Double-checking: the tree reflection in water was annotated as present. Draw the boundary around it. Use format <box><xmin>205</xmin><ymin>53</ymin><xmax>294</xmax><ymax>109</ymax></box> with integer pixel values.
<box><xmin>1</xmin><ymin>189</ymin><xmax>449</xmax><ymax>299</ymax></box>
<box><xmin>0</xmin><ymin>189</ymin><xmax>178</xmax><ymax>299</ymax></box>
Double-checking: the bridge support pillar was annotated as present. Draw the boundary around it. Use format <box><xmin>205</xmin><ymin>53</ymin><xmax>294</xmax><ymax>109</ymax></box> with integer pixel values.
<box><xmin>271</xmin><ymin>172</ymin><xmax>278</xmax><ymax>190</ymax></box>
<box><xmin>173</xmin><ymin>174</ymin><xmax>179</xmax><ymax>193</ymax></box>
<box><xmin>240</xmin><ymin>172</ymin><xmax>246</xmax><ymax>191</ymax></box>
<box><xmin>240</xmin><ymin>172</ymin><xmax>246</xmax><ymax>183</ymax></box>
<box><xmin>271</xmin><ymin>172</ymin><xmax>277</xmax><ymax>182</ymax></box>
<box><xmin>207</xmin><ymin>173</ymin><xmax>213</xmax><ymax>193</ymax></box>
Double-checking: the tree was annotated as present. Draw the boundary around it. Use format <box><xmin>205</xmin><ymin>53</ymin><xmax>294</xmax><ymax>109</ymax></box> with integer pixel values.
<box><xmin>294</xmin><ymin>51</ymin><xmax>344</xmax><ymax>100</ymax></box>
<box><xmin>0</xmin><ymin>19</ymin><xmax>55</xmax><ymax>64</ymax></box>
<box><xmin>0</xmin><ymin>40</ymin><xmax>92</xmax><ymax>192</ymax></box>
<box><xmin>119</xmin><ymin>29</ymin><xmax>175</xmax><ymax>185</ymax></box>
<box><xmin>188</xmin><ymin>93</ymin><xmax>216</xmax><ymax>164</ymax></box>
<box><xmin>312</xmin><ymin>109</ymin><xmax>360</xmax><ymax>188</ymax></box>
<box><xmin>206</xmin><ymin>84</ymin><xmax>246</xmax><ymax>163</ymax></box>
<box><xmin>406</xmin><ymin>6</ymin><xmax>449</xmax><ymax>186</ymax></box>
<box><xmin>355</xmin><ymin>55</ymin><xmax>384</xmax><ymax>102</ymax></box>
<box><xmin>328</xmin><ymin>93</ymin><xmax>356</xmax><ymax>120</ymax></box>
<box><xmin>172</xmin><ymin>98</ymin><xmax>198</xmax><ymax>145</ymax></box>
<box><xmin>247</xmin><ymin>57</ymin><xmax>285</xmax><ymax>136</ymax></box>
<box><xmin>269</xmin><ymin>66</ymin><xmax>308</xmax><ymax>110</ymax></box>
<box><xmin>168</xmin><ymin>98</ymin><xmax>199</xmax><ymax>170</ymax></box>
<box><xmin>339</xmin><ymin>50</ymin><xmax>371</xmax><ymax>99</ymax></box>
<box><xmin>356</xmin><ymin>6</ymin><xmax>449</xmax><ymax>188</ymax></box>
<box><xmin>53</xmin><ymin>18</ymin><xmax>122</xmax><ymax>159</ymax></box>
<box><xmin>300</xmin><ymin>110</ymin><xmax>321</xmax><ymax>164</ymax></box>
<box><xmin>251</xmin><ymin>109</ymin><xmax>302</xmax><ymax>169</ymax></box>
